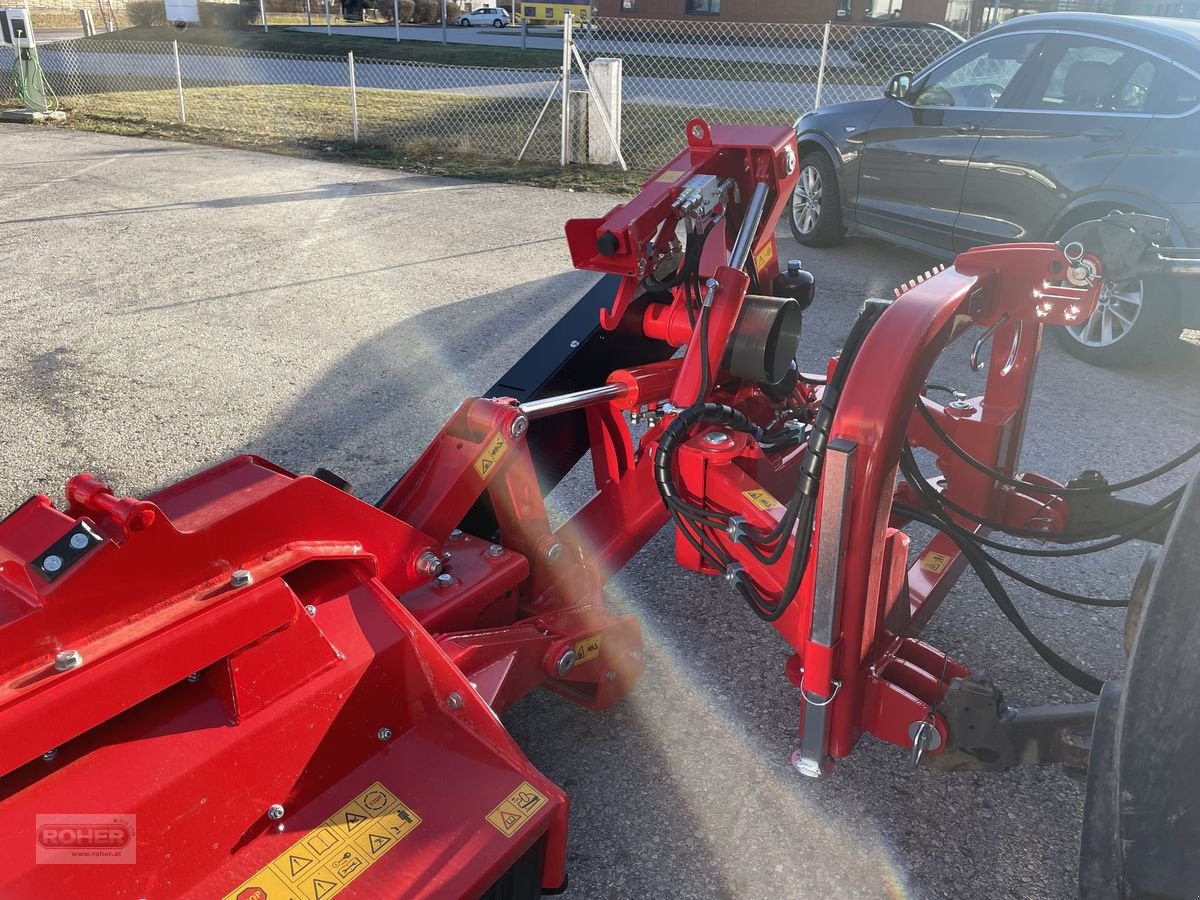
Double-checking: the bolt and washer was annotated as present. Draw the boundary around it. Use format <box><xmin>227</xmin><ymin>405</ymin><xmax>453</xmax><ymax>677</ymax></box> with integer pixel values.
<box><xmin>69</xmin><ymin>532</ymin><xmax>90</xmax><ymax>550</ymax></box>
<box><xmin>949</xmin><ymin>391</ymin><xmax>973</xmax><ymax>411</ymax></box>
<box><xmin>43</xmin><ymin>748</ymin><xmax>59</xmax><ymax>762</ymax></box>
<box><xmin>267</xmin><ymin>804</ymin><xmax>285</xmax><ymax>821</ymax></box>
<box><xmin>377</xmin><ymin>727</ymin><xmax>393</xmax><ymax>742</ymax></box>
<box><xmin>230</xmin><ymin>569</ymin><xmax>253</xmax><ymax>588</ymax></box>
<box><xmin>449</xmin><ymin>528</ymin><xmax>464</xmax><ymax>541</ymax></box>
<box><xmin>55</xmin><ymin>649</ymin><xmax>83</xmax><ymax>672</ymax></box>
<box><xmin>511</xmin><ymin>415</ymin><xmax>529</xmax><ymax>440</ymax></box>
<box><xmin>486</xmin><ymin>544</ymin><xmax>505</xmax><ymax>559</ymax></box>
<box><xmin>555</xmin><ymin>648</ymin><xmax>576</xmax><ymax>676</ymax></box>
<box><xmin>792</xmin><ymin>753</ymin><xmax>822</xmax><ymax>778</ymax></box>
<box><xmin>436</xmin><ymin>573</ymin><xmax>454</xmax><ymax>588</ymax></box>
<box><xmin>305</xmin><ymin>604</ymin><xmax>317</xmax><ymax>616</ymax></box>
<box><xmin>447</xmin><ymin>692</ymin><xmax>464</xmax><ymax>710</ymax></box>
<box><xmin>545</xmin><ymin>543</ymin><xmax>563</xmax><ymax>564</ymax></box>
<box><xmin>703</xmin><ymin>431</ymin><xmax>730</xmax><ymax>445</ymax></box>
<box><xmin>187</xmin><ymin>672</ymin><xmax>201</xmax><ymax>683</ymax></box>
<box><xmin>415</xmin><ymin>551</ymin><xmax>444</xmax><ymax>579</ymax></box>
<box><xmin>42</xmin><ymin>555</ymin><xmax>63</xmax><ymax>573</ymax></box>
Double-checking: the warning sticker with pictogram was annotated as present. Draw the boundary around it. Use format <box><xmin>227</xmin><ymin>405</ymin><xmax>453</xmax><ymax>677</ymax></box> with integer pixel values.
<box><xmin>754</xmin><ymin>241</ymin><xmax>774</xmax><ymax>273</ymax></box>
<box><xmin>222</xmin><ymin>782</ymin><xmax>421</xmax><ymax>900</ymax></box>
<box><xmin>473</xmin><ymin>434</ymin><xmax>510</xmax><ymax>479</ymax></box>
<box><xmin>919</xmin><ymin>551</ymin><xmax>953</xmax><ymax>574</ymax></box>
<box><xmin>485</xmin><ymin>782</ymin><xmax>548</xmax><ymax>838</ymax></box>
<box><xmin>743</xmin><ymin>489</ymin><xmax>782</xmax><ymax>511</ymax></box>
<box><xmin>573</xmin><ymin>634</ymin><xmax>602</xmax><ymax>665</ymax></box>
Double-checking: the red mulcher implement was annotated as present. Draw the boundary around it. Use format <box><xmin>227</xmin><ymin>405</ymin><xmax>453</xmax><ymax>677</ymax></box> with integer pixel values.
<box><xmin>2</xmin><ymin>122</ymin><xmax>1199</xmax><ymax>899</ymax></box>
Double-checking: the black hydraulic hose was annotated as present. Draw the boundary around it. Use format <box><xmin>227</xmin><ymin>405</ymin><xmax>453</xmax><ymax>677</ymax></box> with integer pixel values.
<box><xmin>898</xmin><ymin>445</ymin><xmax>1178</xmax><ymax>558</ymax></box>
<box><xmin>915</xmin><ymin>400</ymin><xmax>1200</xmax><ymax>497</ymax></box>
<box><xmin>895</xmin><ymin>502</ymin><xmax>1105</xmax><ymax>694</ymax></box>
<box><xmin>901</xmin><ymin>443</ymin><xmax>1184</xmax><ymax>542</ymax></box>
<box><xmin>981</xmin><ymin>550</ymin><xmax>1127</xmax><ymax>608</ymax></box>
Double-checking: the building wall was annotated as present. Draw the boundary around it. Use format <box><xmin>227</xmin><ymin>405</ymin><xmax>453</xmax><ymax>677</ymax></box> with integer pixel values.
<box><xmin>594</xmin><ymin>0</ymin><xmax>850</xmax><ymax>24</ymax></box>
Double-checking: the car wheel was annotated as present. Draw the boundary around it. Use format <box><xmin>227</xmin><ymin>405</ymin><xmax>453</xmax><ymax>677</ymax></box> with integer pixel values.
<box><xmin>1053</xmin><ymin>274</ymin><xmax>1181</xmax><ymax>367</ymax></box>
<box><xmin>459</xmin><ymin>18</ymin><xmax>471</xmax><ymax>25</ymax></box>
<box><xmin>789</xmin><ymin>151</ymin><xmax>845</xmax><ymax>248</ymax></box>
<box><xmin>493</xmin><ymin>18</ymin><xmax>504</xmax><ymax>26</ymax></box>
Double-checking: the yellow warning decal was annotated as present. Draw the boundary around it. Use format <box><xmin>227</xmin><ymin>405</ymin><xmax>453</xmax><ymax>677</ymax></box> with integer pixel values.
<box><xmin>754</xmin><ymin>241</ymin><xmax>775</xmax><ymax>273</ymax></box>
<box><xmin>473</xmin><ymin>433</ymin><xmax>509</xmax><ymax>479</ymax></box>
<box><xmin>743</xmin><ymin>489</ymin><xmax>782</xmax><ymax>511</ymax></box>
<box><xmin>920</xmin><ymin>551</ymin><xmax>953</xmax><ymax>574</ymax></box>
<box><xmin>223</xmin><ymin>782</ymin><xmax>421</xmax><ymax>900</ymax></box>
<box><xmin>486</xmin><ymin>782</ymin><xmax>548</xmax><ymax>838</ymax></box>
<box><xmin>655</xmin><ymin>168</ymin><xmax>688</xmax><ymax>184</ymax></box>
<box><xmin>573</xmin><ymin>635</ymin><xmax>602</xmax><ymax>665</ymax></box>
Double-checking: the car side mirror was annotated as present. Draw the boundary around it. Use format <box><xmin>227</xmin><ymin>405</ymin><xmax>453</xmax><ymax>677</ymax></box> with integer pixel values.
<box><xmin>885</xmin><ymin>72</ymin><xmax>913</xmax><ymax>100</ymax></box>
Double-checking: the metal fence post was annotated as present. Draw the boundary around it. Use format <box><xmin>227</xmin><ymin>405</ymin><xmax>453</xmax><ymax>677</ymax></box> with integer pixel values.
<box><xmin>348</xmin><ymin>51</ymin><xmax>359</xmax><ymax>143</ymax></box>
<box><xmin>393</xmin><ymin>0</ymin><xmax>400</xmax><ymax>40</ymax></box>
<box><xmin>814</xmin><ymin>22</ymin><xmax>831</xmax><ymax>109</ymax></box>
<box><xmin>325</xmin><ymin>0</ymin><xmax>331</xmax><ymax>35</ymax></box>
<box><xmin>172</xmin><ymin>39</ymin><xmax>186</xmax><ymax>125</ymax></box>
<box><xmin>441</xmin><ymin>0</ymin><xmax>447</xmax><ymax>44</ymax></box>
<box><xmin>560</xmin><ymin>11</ymin><xmax>572</xmax><ymax>165</ymax></box>
<box><xmin>521</xmin><ymin>19</ymin><xmax>527</xmax><ymax>50</ymax></box>
<box><xmin>259</xmin><ymin>0</ymin><xmax>268</xmax><ymax>31</ymax></box>
<box><xmin>306</xmin><ymin>0</ymin><xmax>312</xmax><ymax>26</ymax></box>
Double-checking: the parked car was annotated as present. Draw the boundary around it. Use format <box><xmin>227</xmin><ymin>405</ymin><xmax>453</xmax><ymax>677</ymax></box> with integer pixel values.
<box><xmin>793</xmin><ymin>13</ymin><xmax>1200</xmax><ymax>365</ymax></box>
<box><xmin>847</xmin><ymin>20</ymin><xmax>966</xmax><ymax>70</ymax></box>
<box><xmin>458</xmin><ymin>6</ymin><xmax>511</xmax><ymax>26</ymax></box>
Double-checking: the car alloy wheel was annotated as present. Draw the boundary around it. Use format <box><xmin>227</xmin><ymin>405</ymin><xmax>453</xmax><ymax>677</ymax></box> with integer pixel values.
<box><xmin>1064</xmin><ymin>278</ymin><xmax>1144</xmax><ymax>349</ymax></box>
<box><xmin>792</xmin><ymin>164</ymin><xmax>823</xmax><ymax>236</ymax></box>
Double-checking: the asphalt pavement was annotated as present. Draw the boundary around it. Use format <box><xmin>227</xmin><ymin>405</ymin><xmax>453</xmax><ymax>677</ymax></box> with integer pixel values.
<box><xmin>3</xmin><ymin>128</ymin><xmax>1199</xmax><ymax>899</ymax></box>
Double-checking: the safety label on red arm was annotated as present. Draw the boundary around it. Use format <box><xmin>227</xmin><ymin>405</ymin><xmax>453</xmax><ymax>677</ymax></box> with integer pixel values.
<box><xmin>222</xmin><ymin>782</ymin><xmax>420</xmax><ymax>900</ymax></box>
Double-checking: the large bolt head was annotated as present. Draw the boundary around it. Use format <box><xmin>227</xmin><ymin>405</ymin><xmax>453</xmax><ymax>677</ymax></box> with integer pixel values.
<box><xmin>545</xmin><ymin>542</ymin><xmax>563</xmax><ymax>564</ymax></box>
<box><xmin>230</xmin><ymin>569</ymin><xmax>253</xmax><ymax>588</ymax></box>
<box><xmin>54</xmin><ymin>649</ymin><xmax>83</xmax><ymax>672</ymax></box>
<box><xmin>703</xmin><ymin>431</ymin><xmax>729</xmax><ymax>445</ymax></box>
<box><xmin>510</xmin><ymin>415</ymin><xmax>529</xmax><ymax>440</ymax></box>
<box><xmin>486</xmin><ymin>544</ymin><xmax>504</xmax><ymax>558</ymax></box>
<box><xmin>555</xmin><ymin>648</ymin><xmax>576</xmax><ymax>676</ymax></box>
<box><xmin>267</xmin><ymin>804</ymin><xmax>285</xmax><ymax>821</ymax></box>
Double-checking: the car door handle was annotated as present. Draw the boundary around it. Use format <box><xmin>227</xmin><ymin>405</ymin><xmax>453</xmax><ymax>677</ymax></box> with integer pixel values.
<box><xmin>953</xmin><ymin>123</ymin><xmax>980</xmax><ymax>134</ymax></box>
<box><xmin>1083</xmin><ymin>127</ymin><xmax>1124</xmax><ymax>142</ymax></box>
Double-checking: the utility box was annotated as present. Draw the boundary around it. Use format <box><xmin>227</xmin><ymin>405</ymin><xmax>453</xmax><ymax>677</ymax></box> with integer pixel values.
<box><xmin>163</xmin><ymin>0</ymin><xmax>201</xmax><ymax>24</ymax></box>
<box><xmin>0</xmin><ymin>8</ymin><xmax>33</xmax><ymax>47</ymax></box>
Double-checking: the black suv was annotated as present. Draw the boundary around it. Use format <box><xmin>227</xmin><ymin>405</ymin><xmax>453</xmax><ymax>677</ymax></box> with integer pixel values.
<box><xmin>792</xmin><ymin>13</ymin><xmax>1200</xmax><ymax>365</ymax></box>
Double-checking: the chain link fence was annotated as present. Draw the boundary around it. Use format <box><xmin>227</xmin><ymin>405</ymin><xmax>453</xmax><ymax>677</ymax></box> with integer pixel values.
<box><xmin>1</xmin><ymin>18</ymin><xmax>960</xmax><ymax>175</ymax></box>
<box><xmin>1</xmin><ymin>38</ymin><xmax>565</xmax><ymax>161</ymax></box>
<box><xmin>576</xmin><ymin>16</ymin><xmax>963</xmax><ymax>171</ymax></box>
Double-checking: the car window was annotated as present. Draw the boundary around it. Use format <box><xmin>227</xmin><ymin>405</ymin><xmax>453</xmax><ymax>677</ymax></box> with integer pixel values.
<box><xmin>1030</xmin><ymin>40</ymin><xmax>1161</xmax><ymax>113</ymax></box>
<box><xmin>1158</xmin><ymin>65</ymin><xmax>1200</xmax><ymax>115</ymax></box>
<box><xmin>912</xmin><ymin>34</ymin><xmax>1041</xmax><ymax>109</ymax></box>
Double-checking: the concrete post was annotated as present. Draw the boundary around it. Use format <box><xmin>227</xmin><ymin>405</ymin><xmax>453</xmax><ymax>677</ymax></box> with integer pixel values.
<box><xmin>172</xmin><ymin>39</ymin><xmax>186</xmax><ymax>125</ymax></box>
<box><xmin>567</xmin><ymin>89</ymin><xmax>588</xmax><ymax>164</ymax></box>
<box><xmin>587</xmin><ymin>57</ymin><xmax>621</xmax><ymax>166</ymax></box>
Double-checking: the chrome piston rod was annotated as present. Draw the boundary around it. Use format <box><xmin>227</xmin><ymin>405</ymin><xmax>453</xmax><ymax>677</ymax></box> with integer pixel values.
<box><xmin>518</xmin><ymin>383</ymin><xmax>627</xmax><ymax>420</ymax></box>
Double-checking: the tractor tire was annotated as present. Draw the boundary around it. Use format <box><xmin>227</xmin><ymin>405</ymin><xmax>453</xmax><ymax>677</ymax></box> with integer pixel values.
<box><xmin>788</xmin><ymin>150</ymin><xmax>845</xmax><ymax>248</ymax></box>
<box><xmin>1078</xmin><ymin>469</ymin><xmax>1200</xmax><ymax>898</ymax></box>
